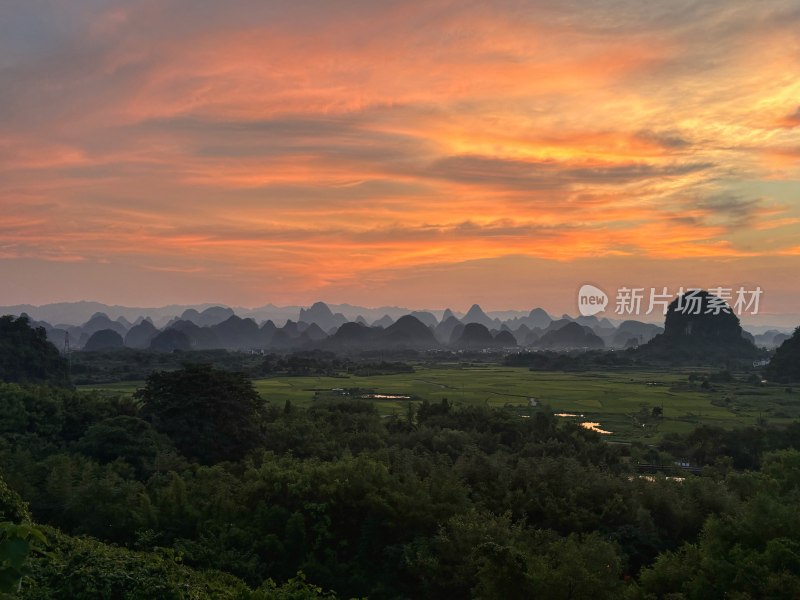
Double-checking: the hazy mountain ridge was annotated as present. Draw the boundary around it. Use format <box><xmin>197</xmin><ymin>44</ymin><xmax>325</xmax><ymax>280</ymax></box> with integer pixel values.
<box><xmin>2</xmin><ymin>298</ymin><xmax>793</xmax><ymax>353</ymax></box>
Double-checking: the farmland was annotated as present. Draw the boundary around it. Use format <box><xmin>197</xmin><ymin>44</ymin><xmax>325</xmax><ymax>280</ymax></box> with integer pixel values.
<box><xmin>80</xmin><ymin>364</ymin><xmax>799</xmax><ymax>442</ymax></box>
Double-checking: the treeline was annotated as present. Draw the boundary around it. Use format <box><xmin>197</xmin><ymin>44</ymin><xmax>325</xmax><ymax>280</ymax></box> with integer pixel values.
<box><xmin>1</xmin><ymin>367</ymin><xmax>799</xmax><ymax>598</ymax></box>
<box><xmin>0</xmin><ymin>316</ymin><xmax>69</xmax><ymax>387</ymax></box>
<box><xmin>658</xmin><ymin>423</ymin><xmax>800</xmax><ymax>470</ymax></box>
<box><xmin>69</xmin><ymin>348</ymin><xmax>415</xmax><ymax>384</ymax></box>
<box><xmin>504</xmin><ymin>349</ymin><xmax>640</xmax><ymax>371</ymax></box>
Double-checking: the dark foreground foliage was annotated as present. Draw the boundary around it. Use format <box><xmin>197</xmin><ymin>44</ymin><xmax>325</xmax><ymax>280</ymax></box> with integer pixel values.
<box><xmin>0</xmin><ymin>316</ymin><xmax>70</xmax><ymax>387</ymax></box>
<box><xmin>0</xmin><ymin>364</ymin><xmax>799</xmax><ymax>598</ymax></box>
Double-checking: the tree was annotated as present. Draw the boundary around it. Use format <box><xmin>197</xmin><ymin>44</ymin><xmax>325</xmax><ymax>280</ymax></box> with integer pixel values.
<box><xmin>0</xmin><ymin>474</ymin><xmax>46</xmax><ymax>596</ymax></box>
<box><xmin>0</xmin><ymin>475</ymin><xmax>31</xmax><ymax>524</ymax></box>
<box><xmin>135</xmin><ymin>364</ymin><xmax>265</xmax><ymax>464</ymax></box>
<box><xmin>0</xmin><ymin>521</ymin><xmax>48</xmax><ymax>596</ymax></box>
<box><xmin>0</xmin><ymin>315</ymin><xmax>69</xmax><ymax>387</ymax></box>
<box><xmin>637</xmin><ymin>450</ymin><xmax>800</xmax><ymax>598</ymax></box>
<box><xmin>77</xmin><ymin>416</ymin><xmax>169</xmax><ymax>476</ymax></box>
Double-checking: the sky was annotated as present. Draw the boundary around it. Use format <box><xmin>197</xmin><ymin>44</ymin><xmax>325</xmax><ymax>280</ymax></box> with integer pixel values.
<box><xmin>1</xmin><ymin>0</ymin><xmax>799</xmax><ymax>317</ymax></box>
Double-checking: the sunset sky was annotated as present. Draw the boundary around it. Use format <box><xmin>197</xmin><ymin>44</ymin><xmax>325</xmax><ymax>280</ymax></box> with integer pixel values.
<box><xmin>2</xmin><ymin>0</ymin><xmax>799</xmax><ymax>316</ymax></box>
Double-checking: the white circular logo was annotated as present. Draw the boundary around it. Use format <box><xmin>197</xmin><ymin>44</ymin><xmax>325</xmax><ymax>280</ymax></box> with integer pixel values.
<box><xmin>578</xmin><ymin>284</ymin><xmax>608</xmax><ymax>316</ymax></box>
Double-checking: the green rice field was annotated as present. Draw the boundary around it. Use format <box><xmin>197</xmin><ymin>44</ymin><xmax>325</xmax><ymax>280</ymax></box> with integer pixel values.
<box><xmin>80</xmin><ymin>365</ymin><xmax>800</xmax><ymax>443</ymax></box>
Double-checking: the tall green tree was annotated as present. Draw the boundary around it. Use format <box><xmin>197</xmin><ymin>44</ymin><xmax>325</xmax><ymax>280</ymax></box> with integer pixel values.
<box><xmin>135</xmin><ymin>364</ymin><xmax>265</xmax><ymax>464</ymax></box>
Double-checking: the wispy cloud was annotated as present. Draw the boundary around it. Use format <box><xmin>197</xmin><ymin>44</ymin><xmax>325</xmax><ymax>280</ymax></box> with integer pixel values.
<box><xmin>1</xmin><ymin>0</ymin><xmax>799</xmax><ymax>307</ymax></box>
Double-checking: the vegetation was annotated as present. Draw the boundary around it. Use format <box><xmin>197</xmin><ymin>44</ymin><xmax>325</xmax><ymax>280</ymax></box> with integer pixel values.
<box><xmin>1</xmin><ymin>316</ymin><xmax>799</xmax><ymax>597</ymax></box>
<box><xmin>637</xmin><ymin>449</ymin><xmax>800</xmax><ymax>599</ymax></box>
<box><xmin>69</xmin><ymin>349</ymin><xmax>414</xmax><ymax>385</ymax></box>
<box><xmin>0</xmin><ymin>521</ymin><xmax>48</xmax><ymax>597</ymax></box>
<box><xmin>85</xmin><ymin>363</ymin><xmax>800</xmax><ymax>444</ymax></box>
<box><xmin>0</xmin><ymin>316</ymin><xmax>69</xmax><ymax>387</ymax></box>
<box><xmin>136</xmin><ymin>364</ymin><xmax>265</xmax><ymax>464</ymax></box>
<box><xmin>1</xmin><ymin>368</ymin><xmax>799</xmax><ymax>597</ymax></box>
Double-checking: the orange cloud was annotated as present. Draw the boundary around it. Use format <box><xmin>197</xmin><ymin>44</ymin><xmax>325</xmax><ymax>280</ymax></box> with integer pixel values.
<box><xmin>1</xmin><ymin>1</ymin><xmax>799</xmax><ymax>308</ymax></box>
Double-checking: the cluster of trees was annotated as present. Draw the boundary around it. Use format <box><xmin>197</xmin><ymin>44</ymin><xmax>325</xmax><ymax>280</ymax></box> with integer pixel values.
<box><xmin>1</xmin><ymin>363</ymin><xmax>799</xmax><ymax>598</ymax></box>
<box><xmin>0</xmin><ymin>316</ymin><xmax>69</xmax><ymax>387</ymax></box>
<box><xmin>69</xmin><ymin>348</ymin><xmax>267</xmax><ymax>385</ymax></box>
<box><xmin>504</xmin><ymin>349</ymin><xmax>640</xmax><ymax>371</ymax></box>
<box><xmin>1</xmin><ymin>316</ymin><xmax>799</xmax><ymax>597</ymax></box>
<box><xmin>69</xmin><ymin>348</ymin><xmax>418</xmax><ymax>385</ymax></box>
<box><xmin>253</xmin><ymin>352</ymin><xmax>414</xmax><ymax>378</ymax></box>
<box><xmin>658</xmin><ymin>423</ymin><xmax>800</xmax><ymax>470</ymax></box>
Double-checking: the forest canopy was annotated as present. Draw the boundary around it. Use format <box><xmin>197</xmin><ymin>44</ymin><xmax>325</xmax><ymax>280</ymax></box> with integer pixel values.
<box><xmin>0</xmin><ymin>374</ymin><xmax>798</xmax><ymax>598</ymax></box>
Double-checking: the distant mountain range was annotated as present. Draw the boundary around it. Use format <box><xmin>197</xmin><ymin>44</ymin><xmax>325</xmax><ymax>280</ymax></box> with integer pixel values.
<box><xmin>1</xmin><ymin>299</ymin><xmax>794</xmax><ymax>353</ymax></box>
<box><xmin>0</xmin><ymin>300</ymin><xmax>613</xmax><ymax>329</ymax></box>
<box><xmin>0</xmin><ymin>301</ymin><xmax>458</xmax><ymax>329</ymax></box>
